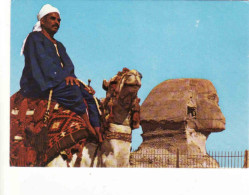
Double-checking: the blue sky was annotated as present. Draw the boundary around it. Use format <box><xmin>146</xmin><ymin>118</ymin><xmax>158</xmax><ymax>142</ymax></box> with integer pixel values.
<box><xmin>10</xmin><ymin>0</ymin><xmax>249</xmax><ymax>152</ymax></box>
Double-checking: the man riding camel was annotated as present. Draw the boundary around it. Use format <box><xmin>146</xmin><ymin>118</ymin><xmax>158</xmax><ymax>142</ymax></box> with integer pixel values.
<box><xmin>20</xmin><ymin>4</ymin><xmax>102</xmax><ymax>142</ymax></box>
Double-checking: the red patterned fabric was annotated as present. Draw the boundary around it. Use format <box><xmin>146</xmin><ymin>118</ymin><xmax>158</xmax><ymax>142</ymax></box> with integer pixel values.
<box><xmin>45</xmin><ymin>107</ymin><xmax>89</xmax><ymax>165</ymax></box>
<box><xmin>10</xmin><ymin>91</ymin><xmax>89</xmax><ymax>166</ymax></box>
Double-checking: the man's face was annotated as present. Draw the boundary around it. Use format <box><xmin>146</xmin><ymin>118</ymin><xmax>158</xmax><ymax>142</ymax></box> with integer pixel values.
<box><xmin>41</xmin><ymin>12</ymin><xmax>61</xmax><ymax>35</ymax></box>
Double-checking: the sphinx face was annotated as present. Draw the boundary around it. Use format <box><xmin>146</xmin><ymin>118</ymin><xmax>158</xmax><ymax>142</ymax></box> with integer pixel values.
<box><xmin>189</xmin><ymin>80</ymin><xmax>225</xmax><ymax>131</ymax></box>
<box><xmin>141</xmin><ymin>79</ymin><xmax>225</xmax><ymax>132</ymax></box>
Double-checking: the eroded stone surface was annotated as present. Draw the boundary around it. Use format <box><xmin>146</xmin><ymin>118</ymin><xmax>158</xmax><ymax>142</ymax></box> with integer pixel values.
<box><xmin>141</xmin><ymin>78</ymin><xmax>225</xmax><ymax>131</ymax></box>
<box><xmin>131</xmin><ymin>79</ymin><xmax>225</xmax><ymax>167</ymax></box>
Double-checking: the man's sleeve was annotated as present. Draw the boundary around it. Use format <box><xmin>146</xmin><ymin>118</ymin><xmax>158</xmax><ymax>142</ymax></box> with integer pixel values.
<box><xmin>58</xmin><ymin>43</ymin><xmax>77</xmax><ymax>78</ymax></box>
<box><xmin>24</xmin><ymin>34</ymin><xmax>69</xmax><ymax>91</ymax></box>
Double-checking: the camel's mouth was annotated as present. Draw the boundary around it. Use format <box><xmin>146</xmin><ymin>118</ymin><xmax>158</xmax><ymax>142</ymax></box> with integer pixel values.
<box><xmin>123</xmin><ymin>83</ymin><xmax>141</xmax><ymax>87</ymax></box>
<box><xmin>123</xmin><ymin>72</ymin><xmax>142</xmax><ymax>87</ymax></box>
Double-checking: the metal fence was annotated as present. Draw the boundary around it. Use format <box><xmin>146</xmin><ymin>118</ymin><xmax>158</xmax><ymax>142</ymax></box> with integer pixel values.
<box><xmin>207</xmin><ymin>151</ymin><xmax>245</xmax><ymax>168</ymax></box>
<box><xmin>129</xmin><ymin>149</ymin><xmax>248</xmax><ymax>168</ymax></box>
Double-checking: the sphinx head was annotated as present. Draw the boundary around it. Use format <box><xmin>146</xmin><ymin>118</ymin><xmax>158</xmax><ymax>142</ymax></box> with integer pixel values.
<box><xmin>141</xmin><ymin>79</ymin><xmax>225</xmax><ymax>132</ymax></box>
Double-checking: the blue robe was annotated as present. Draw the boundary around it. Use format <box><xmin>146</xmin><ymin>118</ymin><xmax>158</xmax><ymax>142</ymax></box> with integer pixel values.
<box><xmin>20</xmin><ymin>31</ymin><xmax>100</xmax><ymax>127</ymax></box>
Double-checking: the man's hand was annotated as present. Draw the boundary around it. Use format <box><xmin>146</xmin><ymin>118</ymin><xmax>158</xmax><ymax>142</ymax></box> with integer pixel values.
<box><xmin>65</xmin><ymin>76</ymin><xmax>80</xmax><ymax>87</ymax></box>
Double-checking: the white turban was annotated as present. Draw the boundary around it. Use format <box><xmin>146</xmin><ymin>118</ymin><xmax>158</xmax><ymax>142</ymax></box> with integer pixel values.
<box><xmin>20</xmin><ymin>4</ymin><xmax>60</xmax><ymax>55</ymax></box>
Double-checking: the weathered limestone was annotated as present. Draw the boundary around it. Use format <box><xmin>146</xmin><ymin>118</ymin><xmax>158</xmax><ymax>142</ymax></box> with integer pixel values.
<box><xmin>130</xmin><ymin>79</ymin><xmax>225</xmax><ymax>168</ymax></box>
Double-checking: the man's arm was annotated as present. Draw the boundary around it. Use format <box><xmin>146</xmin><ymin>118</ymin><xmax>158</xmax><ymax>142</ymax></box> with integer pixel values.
<box><xmin>24</xmin><ymin>33</ymin><xmax>70</xmax><ymax>91</ymax></box>
<box><xmin>56</xmin><ymin>41</ymin><xmax>81</xmax><ymax>86</ymax></box>
<box><xmin>57</xmin><ymin>42</ymin><xmax>77</xmax><ymax>78</ymax></box>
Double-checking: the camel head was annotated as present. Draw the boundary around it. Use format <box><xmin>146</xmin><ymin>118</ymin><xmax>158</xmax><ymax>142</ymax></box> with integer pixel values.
<box><xmin>102</xmin><ymin>68</ymin><xmax>142</xmax><ymax>128</ymax></box>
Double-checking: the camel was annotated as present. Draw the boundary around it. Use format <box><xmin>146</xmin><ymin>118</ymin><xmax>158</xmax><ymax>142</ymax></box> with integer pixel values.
<box><xmin>10</xmin><ymin>68</ymin><xmax>142</xmax><ymax>167</ymax></box>
<box><xmin>47</xmin><ymin>68</ymin><xmax>142</xmax><ymax>167</ymax></box>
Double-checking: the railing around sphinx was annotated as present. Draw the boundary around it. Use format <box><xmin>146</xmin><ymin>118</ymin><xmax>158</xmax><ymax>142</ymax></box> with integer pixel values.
<box><xmin>129</xmin><ymin>149</ymin><xmax>248</xmax><ymax>168</ymax></box>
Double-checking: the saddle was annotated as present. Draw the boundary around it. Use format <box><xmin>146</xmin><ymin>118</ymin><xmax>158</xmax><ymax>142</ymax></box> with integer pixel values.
<box><xmin>10</xmin><ymin>91</ymin><xmax>90</xmax><ymax>166</ymax></box>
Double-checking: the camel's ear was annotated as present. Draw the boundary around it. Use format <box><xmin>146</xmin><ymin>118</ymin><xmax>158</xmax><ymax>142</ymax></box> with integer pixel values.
<box><xmin>102</xmin><ymin>79</ymin><xmax>109</xmax><ymax>91</ymax></box>
<box><xmin>138</xmin><ymin>71</ymin><xmax>143</xmax><ymax>79</ymax></box>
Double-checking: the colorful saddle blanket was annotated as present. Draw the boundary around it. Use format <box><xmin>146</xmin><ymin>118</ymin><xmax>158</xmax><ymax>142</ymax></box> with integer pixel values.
<box><xmin>10</xmin><ymin>92</ymin><xmax>90</xmax><ymax>166</ymax></box>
